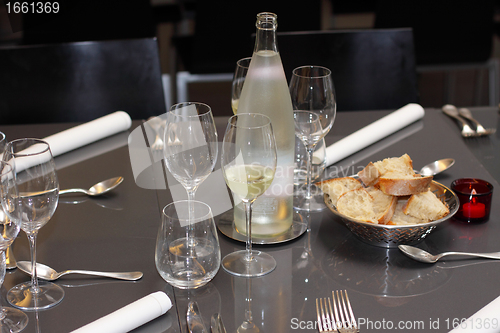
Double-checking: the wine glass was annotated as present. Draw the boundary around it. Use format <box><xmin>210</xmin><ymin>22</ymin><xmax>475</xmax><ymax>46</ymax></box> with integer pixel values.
<box><xmin>163</xmin><ymin>102</ymin><xmax>218</xmax><ymax>215</ymax></box>
<box><xmin>0</xmin><ymin>161</ymin><xmax>29</xmax><ymax>332</ymax></box>
<box><xmin>289</xmin><ymin>65</ymin><xmax>336</xmax><ymax>210</ymax></box>
<box><xmin>221</xmin><ymin>113</ymin><xmax>277</xmax><ymax>277</ymax></box>
<box><xmin>4</xmin><ymin>139</ymin><xmax>64</xmax><ymax>310</ymax></box>
<box><xmin>231</xmin><ymin>57</ymin><xmax>251</xmax><ymax>114</ymax></box>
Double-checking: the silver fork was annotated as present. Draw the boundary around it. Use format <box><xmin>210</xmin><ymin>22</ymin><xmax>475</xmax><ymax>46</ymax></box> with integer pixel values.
<box><xmin>316</xmin><ymin>297</ymin><xmax>338</xmax><ymax>332</ymax></box>
<box><xmin>458</xmin><ymin>108</ymin><xmax>496</xmax><ymax>136</ymax></box>
<box><xmin>332</xmin><ymin>290</ymin><xmax>359</xmax><ymax>333</ymax></box>
<box><xmin>442</xmin><ymin>104</ymin><xmax>477</xmax><ymax>137</ymax></box>
<box><xmin>316</xmin><ymin>291</ymin><xmax>359</xmax><ymax>333</ymax></box>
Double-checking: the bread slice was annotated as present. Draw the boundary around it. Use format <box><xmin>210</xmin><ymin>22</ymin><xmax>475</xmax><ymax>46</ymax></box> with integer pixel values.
<box><xmin>358</xmin><ymin>154</ymin><xmax>414</xmax><ymax>186</ymax></box>
<box><xmin>357</xmin><ymin>162</ymin><xmax>381</xmax><ymax>186</ymax></box>
<box><xmin>376</xmin><ymin>173</ymin><xmax>433</xmax><ymax>196</ymax></box>
<box><xmin>318</xmin><ymin>177</ymin><xmax>362</xmax><ymax>206</ymax></box>
<box><xmin>403</xmin><ymin>189</ymin><xmax>449</xmax><ymax>222</ymax></box>
<box><xmin>337</xmin><ymin>188</ymin><xmax>378</xmax><ymax>223</ymax></box>
<box><xmin>366</xmin><ymin>187</ymin><xmax>398</xmax><ymax>224</ymax></box>
<box><xmin>336</xmin><ymin>187</ymin><xmax>397</xmax><ymax>224</ymax></box>
<box><xmin>357</xmin><ymin>154</ymin><xmax>433</xmax><ymax>196</ymax></box>
<box><xmin>388</xmin><ymin>200</ymin><xmax>428</xmax><ymax>225</ymax></box>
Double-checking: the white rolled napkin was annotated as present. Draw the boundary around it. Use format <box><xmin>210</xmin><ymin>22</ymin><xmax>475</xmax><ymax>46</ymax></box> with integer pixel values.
<box><xmin>71</xmin><ymin>291</ymin><xmax>172</xmax><ymax>333</ymax></box>
<box><xmin>6</xmin><ymin>112</ymin><xmax>132</xmax><ymax>174</ymax></box>
<box><xmin>42</xmin><ymin>111</ymin><xmax>132</xmax><ymax>157</ymax></box>
<box><xmin>325</xmin><ymin>103</ymin><xmax>425</xmax><ymax>166</ymax></box>
<box><xmin>449</xmin><ymin>295</ymin><xmax>500</xmax><ymax>333</ymax></box>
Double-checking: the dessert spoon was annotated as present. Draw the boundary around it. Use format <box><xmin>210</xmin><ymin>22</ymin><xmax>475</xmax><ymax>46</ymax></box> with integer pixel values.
<box><xmin>59</xmin><ymin>176</ymin><xmax>123</xmax><ymax>196</ymax></box>
<box><xmin>17</xmin><ymin>261</ymin><xmax>143</xmax><ymax>281</ymax></box>
<box><xmin>398</xmin><ymin>245</ymin><xmax>500</xmax><ymax>263</ymax></box>
<box><xmin>418</xmin><ymin>158</ymin><xmax>455</xmax><ymax>176</ymax></box>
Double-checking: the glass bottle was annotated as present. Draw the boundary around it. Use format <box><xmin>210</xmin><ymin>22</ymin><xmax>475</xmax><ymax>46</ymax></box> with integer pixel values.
<box><xmin>234</xmin><ymin>12</ymin><xmax>294</xmax><ymax>236</ymax></box>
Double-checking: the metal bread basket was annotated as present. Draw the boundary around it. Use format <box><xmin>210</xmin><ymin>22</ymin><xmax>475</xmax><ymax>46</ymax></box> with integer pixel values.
<box><xmin>324</xmin><ymin>180</ymin><xmax>459</xmax><ymax>248</ymax></box>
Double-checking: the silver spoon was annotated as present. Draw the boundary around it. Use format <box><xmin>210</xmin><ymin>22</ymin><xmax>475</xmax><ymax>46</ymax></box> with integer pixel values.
<box><xmin>418</xmin><ymin>158</ymin><xmax>455</xmax><ymax>176</ymax></box>
<box><xmin>59</xmin><ymin>177</ymin><xmax>124</xmax><ymax>196</ymax></box>
<box><xmin>17</xmin><ymin>261</ymin><xmax>143</xmax><ymax>281</ymax></box>
<box><xmin>398</xmin><ymin>245</ymin><xmax>500</xmax><ymax>263</ymax></box>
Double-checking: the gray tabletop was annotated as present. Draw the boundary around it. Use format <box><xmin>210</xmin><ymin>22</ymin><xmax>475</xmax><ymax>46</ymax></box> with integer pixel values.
<box><xmin>0</xmin><ymin>106</ymin><xmax>499</xmax><ymax>333</ymax></box>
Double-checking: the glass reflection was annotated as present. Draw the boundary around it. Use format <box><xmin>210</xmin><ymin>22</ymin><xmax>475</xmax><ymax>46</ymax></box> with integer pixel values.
<box><xmin>320</xmin><ymin>235</ymin><xmax>452</xmax><ymax>305</ymax></box>
<box><xmin>236</xmin><ymin>278</ymin><xmax>259</xmax><ymax>333</ymax></box>
<box><xmin>175</xmin><ymin>283</ymin><xmax>221</xmax><ymax>330</ymax></box>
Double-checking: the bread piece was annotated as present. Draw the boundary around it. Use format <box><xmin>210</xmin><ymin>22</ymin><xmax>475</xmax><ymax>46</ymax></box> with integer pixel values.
<box><xmin>318</xmin><ymin>177</ymin><xmax>362</xmax><ymax>206</ymax></box>
<box><xmin>374</xmin><ymin>154</ymin><xmax>414</xmax><ymax>176</ymax></box>
<box><xmin>388</xmin><ymin>200</ymin><xmax>428</xmax><ymax>225</ymax></box>
<box><xmin>403</xmin><ymin>189</ymin><xmax>449</xmax><ymax>222</ymax></box>
<box><xmin>337</xmin><ymin>188</ymin><xmax>378</xmax><ymax>223</ymax></box>
<box><xmin>376</xmin><ymin>174</ymin><xmax>433</xmax><ymax>196</ymax></box>
<box><xmin>336</xmin><ymin>187</ymin><xmax>397</xmax><ymax>224</ymax></box>
<box><xmin>367</xmin><ymin>186</ymin><xmax>398</xmax><ymax>224</ymax></box>
<box><xmin>357</xmin><ymin>162</ymin><xmax>381</xmax><ymax>186</ymax></box>
<box><xmin>357</xmin><ymin>154</ymin><xmax>414</xmax><ymax>186</ymax></box>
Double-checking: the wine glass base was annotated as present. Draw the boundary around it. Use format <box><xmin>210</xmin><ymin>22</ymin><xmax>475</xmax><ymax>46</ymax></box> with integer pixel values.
<box><xmin>293</xmin><ymin>185</ymin><xmax>326</xmax><ymax>211</ymax></box>
<box><xmin>222</xmin><ymin>250</ymin><xmax>276</xmax><ymax>277</ymax></box>
<box><xmin>0</xmin><ymin>307</ymin><xmax>29</xmax><ymax>333</ymax></box>
<box><xmin>7</xmin><ymin>281</ymin><xmax>64</xmax><ymax>311</ymax></box>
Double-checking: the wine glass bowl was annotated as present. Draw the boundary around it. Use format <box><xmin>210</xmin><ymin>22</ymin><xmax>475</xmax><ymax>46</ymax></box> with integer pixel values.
<box><xmin>221</xmin><ymin>113</ymin><xmax>277</xmax><ymax>277</ymax></box>
<box><xmin>163</xmin><ymin>102</ymin><xmax>218</xmax><ymax>203</ymax></box>
<box><xmin>4</xmin><ymin>138</ymin><xmax>64</xmax><ymax>311</ymax></box>
<box><xmin>289</xmin><ymin>65</ymin><xmax>336</xmax><ymax>134</ymax></box>
<box><xmin>231</xmin><ymin>57</ymin><xmax>251</xmax><ymax>114</ymax></box>
<box><xmin>0</xmin><ymin>160</ymin><xmax>28</xmax><ymax>332</ymax></box>
<box><xmin>294</xmin><ymin>111</ymin><xmax>325</xmax><ymax>146</ymax></box>
<box><xmin>289</xmin><ymin>66</ymin><xmax>336</xmax><ymax>211</ymax></box>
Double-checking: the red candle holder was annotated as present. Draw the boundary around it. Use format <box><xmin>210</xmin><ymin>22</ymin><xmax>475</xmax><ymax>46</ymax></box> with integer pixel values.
<box><xmin>451</xmin><ymin>178</ymin><xmax>493</xmax><ymax>223</ymax></box>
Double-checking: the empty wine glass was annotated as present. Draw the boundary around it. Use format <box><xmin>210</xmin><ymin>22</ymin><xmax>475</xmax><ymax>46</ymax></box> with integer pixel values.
<box><xmin>231</xmin><ymin>57</ymin><xmax>251</xmax><ymax>114</ymax></box>
<box><xmin>294</xmin><ymin>136</ymin><xmax>326</xmax><ymax>186</ymax></box>
<box><xmin>0</xmin><ymin>161</ymin><xmax>28</xmax><ymax>332</ymax></box>
<box><xmin>289</xmin><ymin>66</ymin><xmax>336</xmax><ymax>210</ymax></box>
<box><xmin>4</xmin><ymin>139</ymin><xmax>64</xmax><ymax>310</ymax></box>
<box><xmin>163</xmin><ymin>102</ymin><xmax>218</xmax><ymax>217</ymax></box>
<box><xmin>221</xmin><ymin>113</ymin><xmax>277</xmax><ymax>277</ymax></box>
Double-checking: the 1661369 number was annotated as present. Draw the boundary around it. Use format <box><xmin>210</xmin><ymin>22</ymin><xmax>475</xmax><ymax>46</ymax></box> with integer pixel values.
<box><xmin>446</xmin><ymin>317</ymin><xmax>499</xmax><ymax>330</ymax></box>
<box><xmin>6</xmin><ymin>2</ymin><xmax>60</xmax><ymax>14</ymax></box>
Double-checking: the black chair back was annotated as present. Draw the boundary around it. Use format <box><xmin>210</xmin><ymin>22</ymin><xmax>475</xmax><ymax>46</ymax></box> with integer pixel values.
<box><xmin>276</xmin><ymin>28</ymin><xmax>419</xmax><ymax>111</ymax></box>
<box><xmin>0</xmin><ymin>38</ymin><xmax>166</xmax><ymax>124</ymax></box>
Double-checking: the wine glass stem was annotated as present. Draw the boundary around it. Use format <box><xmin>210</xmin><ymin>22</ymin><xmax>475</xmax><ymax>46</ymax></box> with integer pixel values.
<box><xmin>186</xmin><ymin>189</ymin><xmax>196</xmax><ymax>247</ymax></box>
<box><xmin>27</xmin><ymin>233</ymin><xmax>40</xmax><ymax>293</ymax></box>
<box><xmin>244</xmin><ymin>201</ymin><xmax>253</xmax><ymax>262</ymax></box>
<box><xmin>305</xmin><ymin>145</ymin><xmax>315</xmax><ymax>199</ymax></box>
<box><xmin>0</xmin><ymin>250</ymin><xmax>5</xmax><ymax>315</ymax></box>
